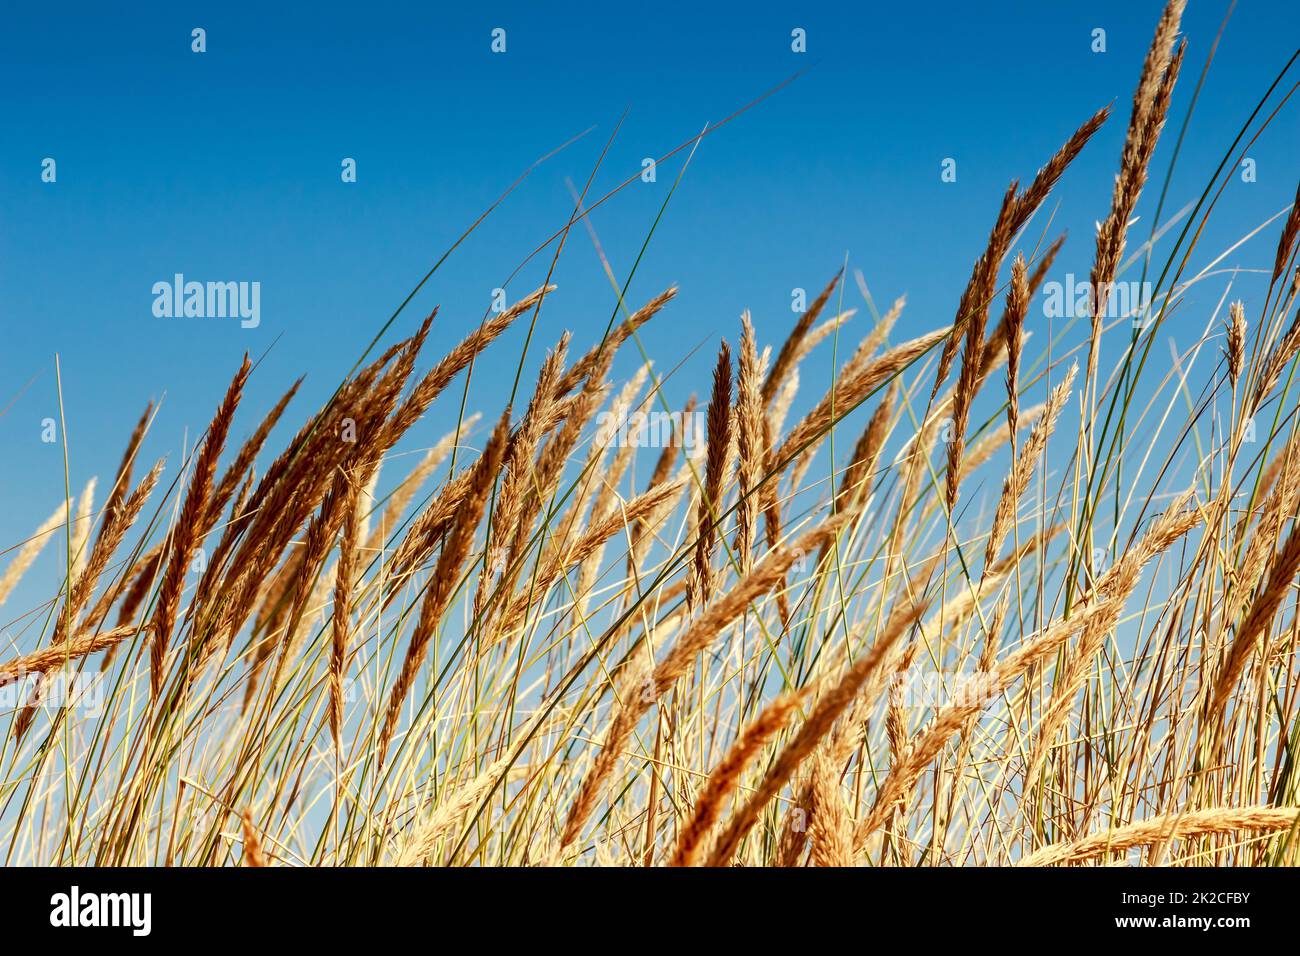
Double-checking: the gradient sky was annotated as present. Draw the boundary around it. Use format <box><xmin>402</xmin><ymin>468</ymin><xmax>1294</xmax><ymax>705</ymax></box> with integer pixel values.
<box><xmin>2</xmin><ymin>1</ymin><xmax>1297</xmax><ymax>619</ymax></box>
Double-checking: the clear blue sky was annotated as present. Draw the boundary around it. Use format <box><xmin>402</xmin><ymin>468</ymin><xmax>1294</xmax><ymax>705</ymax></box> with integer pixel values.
<box><xmin>1</xmin><ymin>1</ymin><xmax>1297</xmax><ymax>614</ymax></box>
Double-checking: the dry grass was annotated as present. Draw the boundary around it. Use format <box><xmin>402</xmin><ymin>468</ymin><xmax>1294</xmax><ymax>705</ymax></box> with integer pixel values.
<box><xmin>3</xmin><ymin>0</ymin><xmax>1300</xmax><ymax>867</ymax></box>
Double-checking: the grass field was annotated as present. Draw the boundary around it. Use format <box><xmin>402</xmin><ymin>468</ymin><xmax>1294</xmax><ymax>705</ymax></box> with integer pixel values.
<box><xmin>4</xmin><ymin>0</ymin><xmax>1300</xmax><ymax>866</ymax></box>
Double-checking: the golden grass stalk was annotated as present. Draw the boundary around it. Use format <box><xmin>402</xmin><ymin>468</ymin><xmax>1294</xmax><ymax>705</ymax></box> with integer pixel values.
<box><xmin>669</xmin><ymin>689</ymin><xmax>804</xmax><ymax>867</ymax></box>
<box><xmin>763</xmin><ymin>271</ymin><xmax>841</xmax><ymax>405</ymax></box>
<box><xmin>560</xmin><ymin>510</ymin><xmax>858</xmax><ymax>852</ymax></box>
<box><xmin>240</xmin><ymin>811</ymin><xmax>268</xmax><ymax>867</ymax></box>
<box><xmin>1272</xmin><ymin>181</ymin><xmax>1300</xmax><ymax>285</ymax></box>
<box><xmin>806</xmin><ymin>749</ymin><xmax>856</xmax><ymax>867</ymax></box>
<box><xmin>393</xmin><ymin>757</ymin><xmax>514</xmax><ymax>866</ymax></box>
<box><xmin>378</xmin><ymin>412</ymin><xmax>511</xmax><ymax>765</ymax></box>
<box><xmin>774</xmin><ymin>326</ymin><xmax>950</xmax><ymax>470</ymax></box>
<box><xmin>150</xmin><ymin>355</ymin><xmax>252</xmax><ymax>697</ymax></box>
<box><xmin>1208</xmin><ymin>519</ymin><xmax>1300</xmax><ymax>728</ymax></box>
<box><xmin>14</xmin><ymin>457</ymin><xmax>164</xmax><ymax>743</ymax></box>
<box><xmin>366</xmin><ymin>415</ymin><xmax>481</xmax><ymax>561</ymax></box>
<box><xmin>687</xmin><ymin>340</ymin><xmax>732</xmax><ymax>613</ymax></box>
<box><xmin>328</xmin><ymin>469</ymin><xmax>364</xmax><ymax>754</ymax></box>
<box><xmin>984</xmin><ymin>365</ymin><xmax>1076</xmax><ymax>569</ymax></box>
<box><xmin>381</xmin><ymin>286</ymin><xmax>554</xmax><ymax>444</ymax></box>
<box><xmin>555</xmin><ymin>287</ymin><xmax>676</xmax><ymax>398</ymax></box>
<box><xmin>1003</xmin><ymin>254</ymin><xmax>1029</xmax><ymax>441</ymax></box>
<box><xmin>705</xmin><ymin>595</ymin><xmax>928</xmax><ymax>866</ymax></box>
<box><xmin>0</xmin><ymin>624</ymin><xmax>140</xmax><ymax>687</ymax></box>
<box><xmin>734</xmin><ymin>314</ymin><xmax>764</xmax><ymax>575</ymax></box>
<box><xmin>1227</xmin><ymin>301</ymin><xmax>1247</xmax><ymax>387</ymax></box>
<box><xmin>69</xmin><ymin>478</ymin><xmax>97</xmax><ymax>582</ymax></box>
<box><xmin>1086</xmin><ymin>0</ymin><xmax>1185</xmax><ymax>383</ymax></box>
<box><xmin>1018</xmin><ymin>807</ymin><xmax>1300</xmax><ymax>867</ymax></box>
<box><xmin>859</xmin><ymin>496</ymin><xmax>1202</xmax><ymax>846</ymax></box>
<box><xmin>0</xmin><ymin>502</ymin><xmax>69</xmax><ymax>610</ymax></box>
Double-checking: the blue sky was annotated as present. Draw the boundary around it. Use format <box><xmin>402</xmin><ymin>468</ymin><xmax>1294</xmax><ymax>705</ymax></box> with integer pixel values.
<box><xmin>1</xmin><ymin>1</ymin><xmax>1297</xmax><ymax>613</ymax></box>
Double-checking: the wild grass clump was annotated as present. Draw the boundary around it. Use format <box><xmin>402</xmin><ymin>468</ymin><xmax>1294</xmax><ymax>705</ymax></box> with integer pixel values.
<box><xmin>4</xmin><ymin>0</ymin><xmax>1300</xmax><ymax>865</ymax></box>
